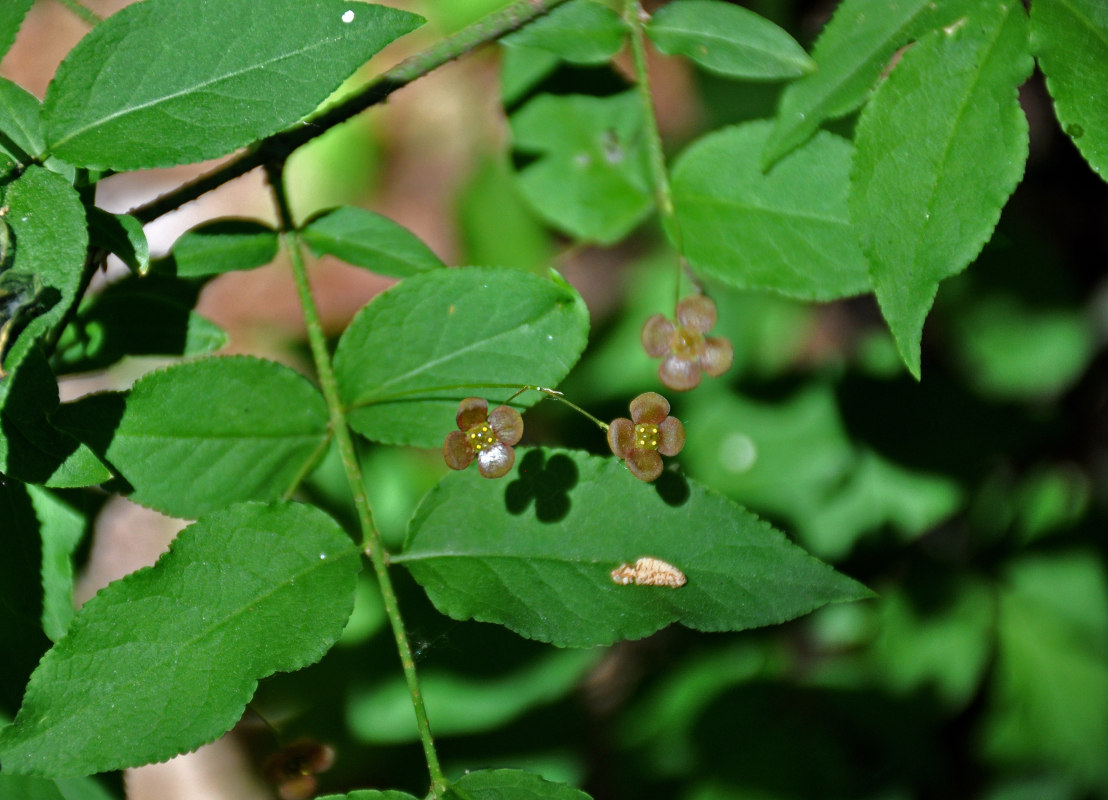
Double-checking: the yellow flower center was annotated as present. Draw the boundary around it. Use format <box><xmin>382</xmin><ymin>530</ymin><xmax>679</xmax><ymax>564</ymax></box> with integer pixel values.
<box><xmin>634</xmin><ymin>423</ymin><xmax>659</xmax><ymax>451</ymax></box>
<box><xmin>672</xmin><ymin>325</ymin><xmax>704</xmax><ymax>359</ymax></box>
<box><xmin>467</xmin><ymin>423</ymin><xmax>497</xmax><ymax>451</ymax></box>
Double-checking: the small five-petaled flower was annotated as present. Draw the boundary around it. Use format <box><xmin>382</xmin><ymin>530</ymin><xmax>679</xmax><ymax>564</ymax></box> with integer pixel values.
<box><xmin>443</xmin><ymin>397</ymin><xmax>524</xmax><ymax>478</ymax></box>
<box><xmin>608</xmin><ymin>392</ymin><xmax>685</xmax><ymax>482</ymax></box>
<box><xmin>642</xmin><ymin>294</ymin><xmax>733</xmax><ymax>391</ymax></box>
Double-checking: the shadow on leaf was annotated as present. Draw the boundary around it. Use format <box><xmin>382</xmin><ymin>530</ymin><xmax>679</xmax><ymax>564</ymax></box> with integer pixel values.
<box><xmin>505</xmin><ymin>449</ymin><xmax>578</xmax><ymax>523</ymax></box>
<box><xmin>655</xmin><ymin>468</ymin><xmax>690</xmax><ymax>507</ymax></box>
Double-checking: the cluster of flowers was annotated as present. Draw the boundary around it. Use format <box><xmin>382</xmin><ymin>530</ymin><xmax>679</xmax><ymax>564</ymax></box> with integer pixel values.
<box><xmin>443</xmin><ymin>392</ymin><xmax>686</xmax><ymax>483</ymax></box>
<box><xmin>442</xmin><ymin>295</ymin><xmax>729</xmax><ymax>483</ymax></box>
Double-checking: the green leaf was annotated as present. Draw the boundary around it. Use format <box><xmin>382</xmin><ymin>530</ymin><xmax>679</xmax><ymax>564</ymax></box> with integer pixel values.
<box><xmin>0</xmin><ymin>1</ymin><xmax>33</xmax><ymax>62</ymax></box>
<box><xmin>0</xmin><ymin>774</ymin><xmax>66</xmax><ymax>800</ymax></box>
<box><xmin>348</xmin><ymin>648</ymin><xmax>598</xmax><ymax>743</ymax></box>
<box><xmin>1031</xmin><ymin>0</ymin><xmax>1108</xmax><ymax>181</ymax></box>
<box><xmin>984</xmin><ymin>552</ymin><xmax>1108</xmax><ymax>787</ymax></box>
<box><xmin>0</xmin><ymin>349</ymin><xmax>113</xmax><ymax>488</ymax></box>
<box><xmin>455</xmin><ymin>156</ymin><xmax>555</xmax><ymax>272</ymax></box>
<box><xmin>949</xmin><ymin>292</ymin><xmax>1095</xmax><ymax>400</ymax></box>
<box><xmin>451</xmin><ymin>770</ymin><xmax>592</xmax><ymax>800</ymax></box>
<box><xmin>762</xmin><ymin>0</ymin><xmax>966</xmax><ymax>167</ymax></box>
<box><xmin>647</xmin><ymin>0</ymin><xmax>814</xmax><ymax>80</ymax></box>
<box><xmin>159</xmin><ymin>218</ymin><xmax>278</xmax><ymax>278</ymax></box>
<box><xmin>0</xmin><ymin>501</ymin><xmax>360</xmax><ymax>777</ymax></box>
<box><xmin>680</xmin><ymin>383</ymin><xmax>961</xmax><ymax>560</ymax></box>
<box><xmin>0</xmin><ymin>76</ymin><xmax>44</xmax><ymax>177</ymax></box>
<box><xmin>53</xmin><ymin>275</ymin><xmax>227</xmax><ymax>374</ymax></box>
<box><xmin>301</xmin><ymin>206</ymin><xmax>446</xmax><ymax>277</ymax></box>
<box><xmin>42</xmin><ymin>0</ymin><xmax>424</xmax><ymax>170</ymax></box>
<box><xmin>334</xmin><ymin>267</ymin><xmax>589</xmax><ymax>448</ymax></box>
<box><xmin>86</xmin><ymin>209</ymin><xmax>149</xmax><ymax>275</ymax></box>
<box><xmin>850</xmin><ymin>1</ymin><xmax>1033</xmax><ymax>378</ymax></box>
<box><xmin>872</xmin><ymin>577</ymin><xmax>994</xmax><ymax>708</ymax></box>
<box><xmin>26</xmin><ymin>486</ymin><xmax>94</xmax><ymax>643</ymax></box>
<box><xmin>499</xmin><ymin>45</ymin><xmax>561</xmax><ymax>108</ymax></box>
<box><xmin>0</xmin><ymin>769</ymin><xmax>120</xmax><ymax>800</ymax></box>
<box><xmin>511</xmin><ymin>92</ymin><xmax>652</xmax><ymax>244</ymax></box>
<box><xmin>0</xmin><ymin>166</ymin><xmax>88</xmax><ymax>379</ymax></box>
<box><xmin>398</xmin><ymin>448</ymin><xmax>871</xmax><ymax>647</ymax></box>
<box><xmin>671</xmin><ymin>121</ymin><xmax>869</xmax><ymax>300</ymax></box>
<box><xmin>501</xmin><ymin>0</ymin><xmax>627</xmax><ymax>65</ymax></box>
<box><xmin>98</xmin><ymin>356</ymin><xmax>329</xmax><ymax>518</ymax></box>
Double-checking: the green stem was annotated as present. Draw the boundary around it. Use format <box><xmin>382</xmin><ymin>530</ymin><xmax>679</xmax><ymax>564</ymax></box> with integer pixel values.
<box><xmin>265</xmin><ymin>163</ymin><xmax>447</xmax><ymax>799</ymax></box>
<box><xmin>131</xmin><ymin>0</ymin><xmax>574</xmax><ymax>225</ymax></box>
<box><xmin>54</xmin><ymin>0</ymin><xmax>101</xmax><ymax>25</ymax></box>
<box><xmin>536</xmin><ymin>387</ymin><xmax>610</xmax><ymax>431</ymax></box>
<box><xmin>623</xmin><ymin>0</ymin><xmax>684</xmax><ymax>309</ymax></box>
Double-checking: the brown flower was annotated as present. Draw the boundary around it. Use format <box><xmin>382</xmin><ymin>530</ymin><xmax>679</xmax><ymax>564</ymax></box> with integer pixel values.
<box><xmin>443</xmin><ymin>397</ymin><xmax>524</xmax><ymax>478</ymax></box>
<box><xmin>642</xmin><ymin>294</ymin><xmax>733</xmax><ymax>391</ymax></box>
<box><xmin>607</xmin><ymin>392</ymin><xmax>685</xmax><ymax>482</ymax></box>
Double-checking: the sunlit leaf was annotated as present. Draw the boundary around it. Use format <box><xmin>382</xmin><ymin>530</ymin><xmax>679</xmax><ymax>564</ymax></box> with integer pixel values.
<box><xmin>159</xmin><ymin>219</ymin><xmax>278</xmax><ymax>278</ymax></box>
<box><xmin>301</xmin><ymin>206</ymin><xmax>445</xmax><ymax>277</ymax></box>
<box><xmin>672</xmin><ymin>121</ymin><xmax>869</xmax><ymax>300</ymax></box>
<box><xmin>0</xmin><ymin>166</ymin><xmax>87</xmax><ymax>379</ymax></box>
<box><xmin>0</xmin><ymin>0</ymin><xmax>33</xmax><ymax>62</ymax></box>
<box><xmin>0</xmin><ymin>76</ymin><xmax>44</xmax><ymax>177</ymax></box>
<box><xmin>647</xmin><ymin>0</ymin><xmax>814</xmax><ymax>80</ymax></box>
<box><xmin>762</xmin><ymin>0</ymin><xmax>971</xmax><ymax>167</ymax></box>
<box><xmin>100</xmin><ymin>356</ymin><xmax>330</xmax><ymax>518</ymax></box>
<box><xmin>334</xmin><ymin>267</ymin><xmax>588</xmax><ymax>448</ymax></box>
<box><xmin>0</xmin><ymin>502</ymin><xmax>360</xmax><ymax>777</ymax></box>
<box><xmin>25</xmin><ymin>487</ymin><xmax>96</xmax><ymax>643</ymax></box>
<box><xmin>42</xmin><ymin>0</ymin><xmax>424</xmax><ymax>169</ymax></box>
<box><xmin>850</xmin><ymin>1</ymin><xmax>1032</xmax><ymax>378</ymax></box>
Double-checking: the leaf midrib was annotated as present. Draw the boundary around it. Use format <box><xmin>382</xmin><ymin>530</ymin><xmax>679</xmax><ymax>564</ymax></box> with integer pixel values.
<box><xmin>49</xmin><ymin>34</ymin><xmax>341</xmax><ymax>151</ymax></box>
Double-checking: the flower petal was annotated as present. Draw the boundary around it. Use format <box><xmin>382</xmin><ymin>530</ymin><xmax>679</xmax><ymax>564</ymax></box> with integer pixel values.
<box><xmin>641</xmin><ymin>314</ymin><xmax>675</xmax><ymax>357</ymax></box>
<box><xmin>676</xmin><ymin>294</ymin><xmax>717</xmax><ymax>333</ymax></box>
<box><xmin>443</xmin><ymin>430</ymin><xmax>475</xmax><ymax>470</ymax></box>
<box><xmin>699</xmin><ymin>336</ymin><xmax>734</xmax><ymax>377</ymax></box>
<box><xmin>456</xmin><ymin>397</ymin><xmax>488</xmax><ymax>430</ymax></box>
<box><xmin>659</xmin><ymin>355</ymin><xmax>701</xmax><ymax>391</ymax></box>
<box><xmin>607</xmin><ymin>417</ymin><xmax>636</xmax><ymax>459</ymax></box>
<box><xmin>477</xmin><ymin>442</ymin><xmax>515</xmax><ymax>478</ymax></box>
<box><xmin>630</xmin><ymin>391</ymin><xmax>670</xmax><ymax>424</ymax></box>
<box><xmin>657</xmin><ymin>416</ymin><xmax>686</xmax><ymax>456</ymax></box>
<box><xmin>626</xmin><ymin>449</ymin><xmax>663</xmax><ymax>482</ymax></box>
<box><xmin>488</xmin><ymin>405</ymin><xmax>524</xmax><ymax>446</ymax></box>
